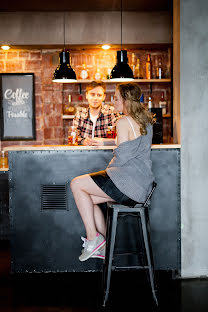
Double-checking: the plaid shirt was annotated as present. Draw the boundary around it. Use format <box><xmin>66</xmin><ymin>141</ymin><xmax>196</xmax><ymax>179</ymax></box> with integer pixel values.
<box><xmin>73</xmin><ymin>105</ymin><xmax>119</xmax><ymax>144</ymax></box>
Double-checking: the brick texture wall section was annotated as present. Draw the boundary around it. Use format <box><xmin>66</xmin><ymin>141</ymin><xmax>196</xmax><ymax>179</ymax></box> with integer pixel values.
<box><xmin>0</xmin><ymin>47</ymin><xmax>172</xmax><ymax>150</ymax></box>
<box><xmin>0</xmin><ymin>49</ymin><xmax>64</xmax><ymax>149</ymax></box>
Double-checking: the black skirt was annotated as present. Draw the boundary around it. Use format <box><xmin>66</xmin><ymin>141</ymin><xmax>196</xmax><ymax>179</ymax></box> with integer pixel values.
<box><xmin>89</xmin><ymin>170</ymin><xmax>137</xmax><ymax>207</ymax></box>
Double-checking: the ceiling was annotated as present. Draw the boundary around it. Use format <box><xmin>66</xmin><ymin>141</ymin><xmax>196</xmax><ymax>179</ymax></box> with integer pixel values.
<box><xmin>0</xmin><ymin>0</ymin><xmax>172</xmax><ymax>12</ymax></box>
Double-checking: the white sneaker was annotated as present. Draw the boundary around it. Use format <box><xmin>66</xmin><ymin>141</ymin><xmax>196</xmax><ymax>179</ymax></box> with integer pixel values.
<box><xmin>79</xmin><ymin>233</ymin><xmax>106</xmax><ymax>262</ymax></box>
<box><xmin>91</xmin><ymin>246</ymin><xmax>105</xmax><ymax>259</ymax></box>
<box><xmin>81</xmin><ymin>237</ymin><xmax>105</xmax><ymax>260</ymax></box>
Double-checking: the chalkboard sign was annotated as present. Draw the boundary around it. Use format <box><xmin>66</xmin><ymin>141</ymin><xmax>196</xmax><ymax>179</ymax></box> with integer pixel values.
<box><xmin>0</xmin><ymin>73</ymin><xmax>36</xmax><ymax>140</ymax></box>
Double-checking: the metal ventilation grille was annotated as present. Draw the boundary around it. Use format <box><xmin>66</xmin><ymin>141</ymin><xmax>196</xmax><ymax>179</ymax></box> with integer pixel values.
<box><xmin>41</xmin><ymin>184</ymin><xmax>67</xmax><ymax>210</ymax></box>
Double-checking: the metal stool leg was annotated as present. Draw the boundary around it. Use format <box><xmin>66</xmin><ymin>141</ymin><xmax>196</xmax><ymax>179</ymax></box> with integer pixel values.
<box><xmin>102</xmin><ymin>206</ymin><xmax>118</xmax><ymax>307</ymax></box>
<box><xmin>136</xmin><ymin>213</ymin><xmax>146</xmax><ymax>267</ymax></box>
<box><xmin>140</xmin><ymin>208</ymin><xmax>158</xmax><ymax>305</ymax></box>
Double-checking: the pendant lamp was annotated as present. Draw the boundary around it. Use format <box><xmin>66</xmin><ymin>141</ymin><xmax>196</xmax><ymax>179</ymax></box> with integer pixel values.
<box><xmin>110</xmin><ymin>0</ymin><xmax>134</xmax><ymax>82</ymax></box>
<box><xmin>52</xmin><ymin>13</ymin><xmax>77</xmax><ymax>83</ymax></box>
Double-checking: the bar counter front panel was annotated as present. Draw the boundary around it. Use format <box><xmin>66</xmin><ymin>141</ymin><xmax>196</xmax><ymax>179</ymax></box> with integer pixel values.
<box><xmin>0</xmin><ymin>171</ymin><xmax>9</xmax><ymax>240</ymax></box>
<box><xmin>8</xmin><ymin>147</ymin><xmax>180</xmax><ymax>273</ymax></box>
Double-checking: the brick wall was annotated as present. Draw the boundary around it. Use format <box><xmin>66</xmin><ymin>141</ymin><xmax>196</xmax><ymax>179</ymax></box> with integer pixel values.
<box><xmin>0</xmin><ymin>49</ymin><xmax>64</xmax><ymax>149</ymax></box>
<box><xmin>0</xmin><ymin>47</ymin><xmax>172</xmax><ymax>150</ymax></box>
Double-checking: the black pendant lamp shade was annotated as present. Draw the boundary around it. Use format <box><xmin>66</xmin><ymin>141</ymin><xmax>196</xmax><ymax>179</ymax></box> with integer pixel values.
<box><xmin>110</xmin><ymin>50</ymin><xmax>134</xmax><ymax>82</ymax></box>
<box><xmin>52</xmin><ymin>50</ymin><xmax>77</xmax><ymax>83</ymax></box>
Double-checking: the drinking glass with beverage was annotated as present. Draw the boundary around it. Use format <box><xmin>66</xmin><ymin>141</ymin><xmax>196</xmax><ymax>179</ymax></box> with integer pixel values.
<box><xmin>0</xmin><ymin>151</ymin><xmax>8</xmax><ymax>168</ymax></box>
<box><xmin>68</xmin><ymin>126</ymin><xmax>78</xmax><ymax>146</ymax></box>
<box><xmin>106</xmin><ymin>126</ymin><xmax>117</xmax><ymax>139</ymax></box>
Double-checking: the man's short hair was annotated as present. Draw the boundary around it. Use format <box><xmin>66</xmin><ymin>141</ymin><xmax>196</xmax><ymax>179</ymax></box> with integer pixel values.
<box><xmin>86</xmin><ymin>81</ymin><xmax>106</xmax><ymax>93</ymax></box>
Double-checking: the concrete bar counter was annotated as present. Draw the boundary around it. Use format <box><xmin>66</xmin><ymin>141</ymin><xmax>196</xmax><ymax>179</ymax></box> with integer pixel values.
<box><xmin>4</xmin><ymin>144</ymin><xmax>181</xmax><ymax>273</ymax></box>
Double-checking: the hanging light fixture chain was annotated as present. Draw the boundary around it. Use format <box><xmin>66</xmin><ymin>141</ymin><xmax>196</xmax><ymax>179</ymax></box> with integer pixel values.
<box><xmin>120</xmin><ymin>0</ymin><xmax>122</xmax><ymax>50</ymax></box>
<box><xmin>64</xmin><ymin>12</ymin><xmax>66</xmax><ymax>51</ymax></box>
<box><xmin>52</xmin><ymin>11</ymin><xmax>77</xmax><ymax>81</ymax></box>
<box><xmin>103</xmin><ymin>0</ymin><xmax>134</xmax><ymax>81</ymax></box>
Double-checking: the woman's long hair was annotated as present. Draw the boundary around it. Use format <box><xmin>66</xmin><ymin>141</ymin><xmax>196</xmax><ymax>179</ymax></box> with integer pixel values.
<box><xmin>116</xmin><ymin>83</ymin><xmax>155</xmax><ymax>135</ymax></box>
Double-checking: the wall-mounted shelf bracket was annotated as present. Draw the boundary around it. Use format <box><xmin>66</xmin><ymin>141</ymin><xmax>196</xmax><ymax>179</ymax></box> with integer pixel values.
<box><xmin>79</xmin><ymin>83</ymin><xmax>82</xmax><ymax>94</ymax></box>
<box><xmin>150</xmin><ymin>82</ymin><xmax>153</xmax><ymax>94</ymax></box>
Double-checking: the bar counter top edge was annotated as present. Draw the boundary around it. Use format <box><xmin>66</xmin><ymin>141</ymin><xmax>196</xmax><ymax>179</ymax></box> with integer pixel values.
<box><xmin>3</xmin><ymin>144</ymin><xmax>181</xmax><ymax>152</ymax></box>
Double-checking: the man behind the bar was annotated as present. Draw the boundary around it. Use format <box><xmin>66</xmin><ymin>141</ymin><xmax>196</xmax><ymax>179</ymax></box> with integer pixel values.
<box><xmin>73</xmin><ymin>81</ymin><xmax>118</xmax><ymax>146</ymax></box>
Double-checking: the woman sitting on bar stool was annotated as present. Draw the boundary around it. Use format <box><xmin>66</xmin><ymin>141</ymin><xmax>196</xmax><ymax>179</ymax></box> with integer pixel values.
<box><xmin>70</xmin><ymin>82</ymin><xmax>155</xmax><ymax>262</ymax></box>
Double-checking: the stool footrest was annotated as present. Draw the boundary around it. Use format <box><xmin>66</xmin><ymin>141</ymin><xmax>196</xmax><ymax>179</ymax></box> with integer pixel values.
<box><xmin>118</xmin><ymin>213</ymin><xmax>141</xmax><ymax>218</ymax></box>
<box><xmin>114</xmin><ymin>252</ymin><xmax>142</xmax><ymax>256</ymax></box>
<box><xmin>112</xmin><ymin>265</ymin><xmax>149</xmax><ymax>270</ymax></box>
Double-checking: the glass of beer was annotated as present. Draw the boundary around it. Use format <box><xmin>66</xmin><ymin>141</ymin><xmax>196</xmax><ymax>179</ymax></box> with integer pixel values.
<box><xmin>0</xmin><ymin>151</ymin><xmax>8</xmax><ymax>168</ymax></box>
<box><xmin>107</xmin><ymin>126</ymin><xmax>117</xmax><ymax>139</ymax></box>
<box><xmin>68</xmin><ymin>126</ymin><xmax>78</xmax><ymax>146</ymax></box>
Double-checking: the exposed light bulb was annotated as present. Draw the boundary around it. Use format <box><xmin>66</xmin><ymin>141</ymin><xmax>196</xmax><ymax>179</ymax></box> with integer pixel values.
<box><xmin>1</xmin><ymin>45</ymin><xmax>10</xmax><ymax>50</ymax></box>
<box><xmin>102</xmin><ymin>45</ymin><xmax>111</xmax><ymax>50</ymax></box>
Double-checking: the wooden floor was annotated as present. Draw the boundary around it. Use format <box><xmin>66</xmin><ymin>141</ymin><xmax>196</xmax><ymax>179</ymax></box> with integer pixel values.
<box><xmin>1</xmin><ymin>241</ymin><xmax>208</xmax><ymax>312</ymax></box>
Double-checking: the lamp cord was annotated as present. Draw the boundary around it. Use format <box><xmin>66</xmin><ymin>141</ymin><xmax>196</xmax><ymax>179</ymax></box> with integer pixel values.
<box><xmin>120</xmin><ymin>0</ymin><xmax>122</xmax><ymax>50</ymax></box>
<box><xmin>64</xmin><ymin>12</ymin><xmax>66</xmax><ymax>51</ymax></box>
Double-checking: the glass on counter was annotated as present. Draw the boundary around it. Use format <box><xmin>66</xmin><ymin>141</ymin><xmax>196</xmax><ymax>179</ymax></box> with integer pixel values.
<box><xmin>0</xmin><ymin>151</ymin><xmax>8</xmax><ymax>168</ymax></box>
<box><xmin>106</xmin><ymin>126</ymin><xmax>116</xmax><ymax>139</ymax></box>
<box><xmin>68</xmin><ymin>126</ymin><xmax>78</xmax><ymax>146</ymax></box>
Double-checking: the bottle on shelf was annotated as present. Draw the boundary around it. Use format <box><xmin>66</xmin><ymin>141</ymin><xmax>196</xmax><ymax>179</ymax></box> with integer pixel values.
<box><xmin>0</xmin><ymin>151</ymin><xmax>8</xmax><ymax>168</ymax></box>
<box><xmin>146</xmin><ymin>54</ymin><xmax>151</xmax><ymax>79</ymax></box>
<box><xmin>131</xmin><ymin>53</ymin><xmax>136</xmax><ymax>77</ymax></box>
<box><xmin>159</xmin><ymin>92</ymin><xmax>167</xmax><ymax>115</ymax></box>
<box><xmin>156</xmin><ymin>58</ymin><xmax>162</xmax><ymax>79</ymax></box>
<box><xmin>148</xmin><ymin>96</ymin><xmax>153</xmax><ymax>109</ymax></box>
<box><xmin>165</xmin><ymin>47</ymin><xmax>171</xmax><ymax>78</ymax></box>
<box><xmin>78</xmin><ymin>94</ymin><xmax>83</xmax><ymax>105</ymax></box>
<box><xmin>135</xmin><ymin>58</ymin><xmax>140</xmax><ymax>79</ymax></box>
<box><xmin>95</xmin><ymin>68</ymin><xmax>102</xmax><ymax>81</ymax></box>
<box><xmin>80</xmin><ymin>64</ymin><xmax>88</xmax><ymax>80</ymax></box>
<box><xmin>63</xmin><ymin>95</ymin><xmax>76</xmax><ymax>115</ymax></box>
<box><xmin>68</xmin><ymin>126</ymin><xmax>78</xmax><ymax>146</ymax></box>
<box><xmin>106</xmin><ymin>68</ymin><xmax>112</xmax><ymax>80</ymax></box>
<box><xmin>151</xmin><ymin>56</ymin><xmax>157</xmax><ymax>79</ymax></box>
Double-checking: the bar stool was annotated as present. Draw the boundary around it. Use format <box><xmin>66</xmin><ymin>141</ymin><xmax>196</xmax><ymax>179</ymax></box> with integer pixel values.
<box><xmin>102</xmin><ymin>182</ymin><xmax>158</xmax><ymax>307</ymax></box>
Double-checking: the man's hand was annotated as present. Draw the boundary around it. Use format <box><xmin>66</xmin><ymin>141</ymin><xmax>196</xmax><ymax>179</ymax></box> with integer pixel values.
<box><xmin>82</xmin><ymin>138</ymin><xmax>104</xmax><ymax>146</ymax></box>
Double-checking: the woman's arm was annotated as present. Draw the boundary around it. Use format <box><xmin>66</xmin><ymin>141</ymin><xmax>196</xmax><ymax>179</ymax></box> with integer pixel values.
<box><xmin>116</xmin><ymin>117</ymin><xmax>129</xmax><ymax>146</ymax></box>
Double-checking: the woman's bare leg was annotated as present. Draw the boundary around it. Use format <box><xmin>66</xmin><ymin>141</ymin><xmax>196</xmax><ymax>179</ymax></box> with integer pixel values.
<box><xmin>70</xmin><ymin>174</ymin><xmax>114</xmax><ymax>240</ymax></box>
<box><xmin>91</xmin><ymin>195</ymin><xmax>115</xmax><ymax>237</ymax></box>
<box><xmin>93</xmin><ymin>204</ymin><xmax>106</xmax><ymax>237</ymax></box>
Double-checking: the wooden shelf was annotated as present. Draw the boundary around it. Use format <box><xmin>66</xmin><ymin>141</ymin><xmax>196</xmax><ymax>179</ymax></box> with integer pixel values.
<box><xmin>62</xmin><ymin>115</ymin><xmax>75</xmax><ymax>119</ymax></box>
<box><xmin>62</xmin><ymin>114</ymin><xmax>171</xmax><ymax>120</ymax></box>
<box><xmin>70</xmin><ymin>78</ymin><xmax>171</xmax><ymax>94</ymax></box>
<box><xmin>133</xmin><ymin>79</ymin><xmax>171</xmax><ymax>83</ymax></box>
<box><xmin>71</xmin><ymin>79</ymin><xmax>171</xmax><ymax>84</ymax></box>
